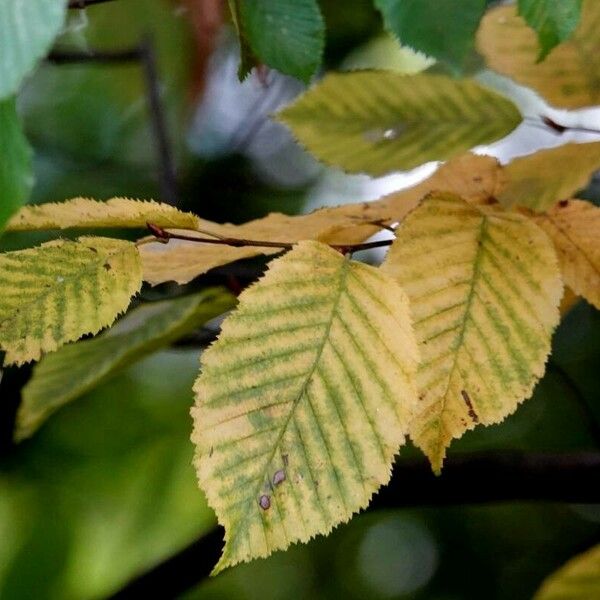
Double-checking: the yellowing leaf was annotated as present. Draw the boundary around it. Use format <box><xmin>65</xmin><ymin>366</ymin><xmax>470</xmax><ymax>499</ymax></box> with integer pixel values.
<box><xmin>6</xmin><ymin>197</ymin><xmax>200</xmax><ymax>231</ymax></box>
<box><xmin>16</xmin><ymin>288</ymin><xmax>235</xmax><ymax>441</ymax></box>
<box><xmin>531</xmin><ymin>199</ymin><xmax>600</xmax><ymax>309</ymax></box>
<box><xmin>0</xmin><ymin>237</ymin><xmax>141</xmax><ymax>365</ymax></box>
<box><xmin>499</xmin><ymin>142</ymin><xmax>600</xmax><ymax>212</ymax></box>
<box><xmin>139</xmin><ymin>205</ymin><xmax>384</xmax><ymax>286</ymax></box>
<box><xmin>534</xmin><ymin>544</ymin><xmax>600</xmax><ymax>600</ymax></box>
<box><xmin>278</xmin><ymin>71</ymin><xmax>521</xmax><ymax>175</ymax></box>
<box><xmin>477</xmin><ymin>1</ymin><xmax>600</xmax><ymax>108</ymax></box>
<box><xmin>192</xmin><ymin>240</ymin><xmax>419</xmax><ymax>572</ymax></box>
<box><xmin>382</xmin><ymin>192</ymin><xmax>562</xmax><ymax>472</ymax></box>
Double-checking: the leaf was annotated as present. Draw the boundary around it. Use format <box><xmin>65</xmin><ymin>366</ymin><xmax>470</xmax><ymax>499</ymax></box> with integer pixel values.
<box><xmin>16</xmin><ymin>288</ymin><xmax>236</xmax><ymax>441</ymax></box>
<box><xmin>374</xmin><ymin>0</ymin><xmax>486</xmax><ymax>73</ymax></box>
<box><xmin>477</xmin><ymin>1</ymin><xmax>600</xmax><ymax>108</ymax></box>
<box><xmin>6</xmin><ymin>197</ymin><xmax>201</xmax><ymax>231</ymax></box>
<box><xmin>531</xmin><ymin>199</ymin><xmax>600</xmax><ymax>309</ymax></box>
<box><xmin>0</xmin><ymin>0</ymin><xmax>67</xmax><ymax>98</ymax></box>
<box><xmin>382</xmin><ymin>192</ymin><xmax>563</xmax><ymax>473</ymax></box>
<box><xmin>238</xmin><ymin>0</ymin><xmax>325</xmax><ymax>83</ymax></box>
<box><xmin>0</xmin><ymin>98</ymin><xmax>33</xmax><ymax>232</ymax></box>
<box><xmin>534</xmin><ymin>544</ymin><xmax>600</xmax><ymax>600</ymax></box>
<box><xmin>140</xmin><ymin>153</ymin><xmax>507</xmax><ymax>286</ymax></box>
<box><xmin>518</xmin><ymin>0</ymin><xmax>583</xmax><ymax>61</ymax></box>
<box><xmin>228</xmin><ymin>0</ymin><xmax>260</xmax><ymax>79</ymax></box>
<box><xmin>498</xmin><ymin>142</ymin><xmax>600</xmax><ymax>212</ymax></box>
<box><xmin>192</xmin><ymin>240</ymin><xmax>419</xmax><ymax>572</ymax></box>
<box><xmin>278</xmin><ymin>71</ymin><xmax>521</xmax><ymax>175</ymax></box>
<box><xmin>0</xmin><ymin>237</ymin><xmax>142</xmax><ymax>365</ymax></box>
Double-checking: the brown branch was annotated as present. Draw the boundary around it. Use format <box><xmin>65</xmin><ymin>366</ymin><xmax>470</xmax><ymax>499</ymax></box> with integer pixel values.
<box><xmin>539</xmin><ymin>115</ymin><xmax>600</xmax><ymax>136</ymax></box>
<box><xmin>146</xmin><ymin>223</ymin><xmax>394</xmax><ymax>253</ymax></box>
<box><xmin>108</xmin><ymin>450</ymin><xmax>600</xmax><ymax>598</ymax></box>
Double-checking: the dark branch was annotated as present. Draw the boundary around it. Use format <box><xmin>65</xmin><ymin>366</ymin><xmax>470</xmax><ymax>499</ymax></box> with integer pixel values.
<box><xmin>109</xmin><ymin>451</ymin><xmax>600</xmax><ymax>598</ymax></box>
<box><xmin>47</xmin><ymin>48</ymin><xmax>141</xmax><ymax>64</ymax></box>
<box><xmin>139</xmin><ymin>36</ymin><xmax>179</xmax><ymax>206</ymax></box>
<box><xmin>68</xmin><ymin>0</ymin><xmax>117</xmax><ymax>7</ymax></box>
<box><xmin>146</xmin><ymin>223</ymin><xmax>394</xmax><ymax>252</ymax></box>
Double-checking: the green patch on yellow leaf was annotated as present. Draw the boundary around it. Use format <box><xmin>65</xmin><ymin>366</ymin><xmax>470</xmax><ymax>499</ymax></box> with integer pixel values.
<box><xmin>192</xmin><ymin>240</ymin><xmax>419</xmax><ymax>572</ymax></box>
<box><xmin>382</xmin><ymin>192</ymin><xmax>562</xmax><ymax>472</ymax></box>
<box><xmin>0</xmin><ymin>237</ymin><xmax>141</xmax><ymax>365</ymax></box>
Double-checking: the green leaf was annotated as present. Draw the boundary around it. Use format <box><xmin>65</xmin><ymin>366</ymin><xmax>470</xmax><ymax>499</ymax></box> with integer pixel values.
<box><xmin>374</xmin><ymin>0</ymin><xmax>486</xmax><ymax>73</ymax></box>
<box><xmin>16</xmin><ymin>288</ymin><xmax>236</xmax><ymax>441</ymax></box>
<box><xmin>0</xmin><ymin>98</ymin><xmax>33</xmax><ymax>233</ymax></box>
<box><xmin>228</xmin><ymin>0</ymin><xmax>260</xmax><ymax>80</ymax></box>
<box><xmin>278</xmin><ymin>71</ymin><xmax>521</xmax><ymax>175</ymax></box>
<box><xmin>382</xmin><ymin>192</ymin><xmax>563</xmax><ymax>472</ymax></box>
<box><xmin>0</xmin><ymin>0</ymin><xmax>67</xmax><ymax>98</ymax></box>
<box><xmin>518</xmin><ymin>0</ymin><xmax>582</xmax><ymax>61</ymax></box>
<box><xmin>0</xmin><ymin>237</ymin><xmax>142</xmax><ymax>365</ymax></box>
<box><xmin>192</xmin><ymin>240</ymin><xmax>419</xmax><ymax>572</ymax></box>
<box><xmin>237</xmin><ymin>0</ymin><xmax>325</xmax><ymax>83</ymax></box>
<box><xmin>534</xmin><ymin>544</ymin><xmax>600</xmax><ymax>599</ymax></box>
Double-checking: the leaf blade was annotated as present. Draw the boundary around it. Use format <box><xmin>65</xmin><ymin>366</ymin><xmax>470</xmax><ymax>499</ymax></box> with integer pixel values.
<box><xmin>382</xmin><ymin>193</ymin><xmax>562</xmax><ymax>472</ymax></box>
<box><xmin>16</xmin><ymin>288</ymin><xmax>236</xmax><ymax>440</ymax></box>
<box><xmin>278</xmin><ymin>71</ymin><xmax>521</xmax><ymax>175</ymax></box>
<box><xmin>0</xmin><ymin>237</ymin><xmax>142</xmax><ymax>365</ymax></box>
<box><xmin>531</xmin><ymin>199</ymin><xmax>600</xmax><ymax>309</ymax></box>
<box><xmin>0</xmin><ymin>0</ymin><xmax>67</xmax><ymax>98</ymax></box>
<box><xmin>192</xmin><ymin>240</ymin><xmax>419</xmax><ymax>572</ymax></box>
<box><xmin>0</xmin><ymin>98</ymin><xmax>33</xmax><ymax>233</ymax></box>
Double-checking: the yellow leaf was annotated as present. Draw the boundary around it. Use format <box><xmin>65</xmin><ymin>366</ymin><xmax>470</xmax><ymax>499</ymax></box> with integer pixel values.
<box><xmin>382</xmin><ymin>192</ymin><xmax>563</xmax><ymax>472</ymax></box>
<box><xmin>499</xmin><ymin>142</ymin><xmax>600</xmax><ymax>212</ymax></box>
<box><xmin>278</xmin><ymin>71</ymin><xmax>521</xmax><ymax>174</ymax></box>
<box><xmin>534</xmin><ymin>544</ymin><xmax>600</xmax><ymax>600</ymax></box>
<box><xmin>5</xmin><ymin>197</ymin><xmax>200</xmax><ymax>231</ymax></box>
<box><xmin>192</xmin><ymin>240</ymin><xmax>419</xmax><ymax>572</ymax></box>
<box><xmin>0</xmin><ymin>237</ymin><xmax>141</xmax><ymax>365</ymax></box>
<box><xmin>531</xmin><ymin>199</ymin><xmax>600</xmax><ymax>309</ymax></box>
<box><xmin>477</xmin><ymin>1</ymin><xmax>600</xmax><ymax>109</ymax></box>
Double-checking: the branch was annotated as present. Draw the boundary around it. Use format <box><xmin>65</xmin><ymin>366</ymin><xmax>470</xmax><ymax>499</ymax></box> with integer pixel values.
<box><xmin>146</xmin><ymin>223</ymin><xmax>394</xmax><ymax>253</ymax></box>
<box><xmin>68</xmin><ymin>0</ymin><xmax>117</xmax><ymax>7</ymax></box>
<box><xmin>47</xmin><ymin>48</ymin><xmax>141</xmax><ymax>64</ymax></box>
<box><xmin>109</xmin><ymin>451</ymin><xmax>600</xmax><ymax>598</ymax></box>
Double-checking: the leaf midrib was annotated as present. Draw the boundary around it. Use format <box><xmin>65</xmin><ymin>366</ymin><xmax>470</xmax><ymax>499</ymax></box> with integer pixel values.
<box><xmin>227</xmin><ymin>253</ymin><xmax>352</xmax><ymax>551</ymax></box>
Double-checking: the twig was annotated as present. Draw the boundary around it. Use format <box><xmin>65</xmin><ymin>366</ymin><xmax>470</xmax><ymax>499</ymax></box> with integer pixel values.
<box><xmin>68</xmin><ymin>0</ymin><xmax>117</xmax><ymax>7</ymax></box>
<box><xmin>146</xmin><ymin>223</ymin><xmax>394</xmax><ymax>253</ymax></box>
<box><xmin>534</xmin><ymin>115</ymin><xmax>600</xmax><ymax>136</ymax></box>
<box><xmin>47</xmin><ymin>48</ymin><xmax>141</xmax><ymax>64</ymax></box>
<box><xmin>108</xmin><ymin>450</ymin><xmax>600</xmax><ymax>598</ymax></box>
<box><xmin>139</xmin><ymin>35</ymin><xmax>179</xmax><ymax>206</ymax></box>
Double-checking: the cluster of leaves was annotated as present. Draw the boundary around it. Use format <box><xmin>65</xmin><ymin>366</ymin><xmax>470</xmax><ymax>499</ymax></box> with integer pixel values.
<box><xmin>1</xmin><ymin>0</ymin><xmax>599</xmax><ymax>586</ymax></box>
<box><xmin>229</xmin><ymin>0</ymin><xmax>584</xmax><ymax>81</ymax></box>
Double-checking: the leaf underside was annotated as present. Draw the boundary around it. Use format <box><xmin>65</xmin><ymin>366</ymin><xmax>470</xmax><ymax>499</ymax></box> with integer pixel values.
<box><xmin>192</xmin><ymin>240</ymin><xmax>419</xmax><ymax>572</ymax></box>
<box><xmin>382</xmin><ymin>193</ymin><xmax>562</xmax><ymax>472</ymax></box>
<box><xmin>16</xmin><ymin>288</ymin><xmax>235</xmax><ymax>441</ymax></box>
<box><xmin>0</xmin><ymin>237</ymin><xmax>142</xmax><ymax>365</ymax></box>
<box><xmin>532</xmin><ymin>199</ymin><xmax>600</xmax><ymax>309</ymax></box>
<box><xmin>278</xmin><ymin>71</ymin><xmax>521</xmax><ymax>175</ymax></box>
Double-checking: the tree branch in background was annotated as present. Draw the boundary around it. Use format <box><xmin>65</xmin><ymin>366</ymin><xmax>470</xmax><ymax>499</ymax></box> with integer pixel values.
<box><xmin>68</xmin><ymin>0</ymin><xmax>118</xmax><ymax>8</ymax></box>
<box><xmin>109</xmin><ymin>450</ymin><xmax>600</xmax><ymax>598</ymax></box>
<box><xmin>47</xmin><ymin>40</ymin><xmax>178</xmax><ymax>205</ymax></box>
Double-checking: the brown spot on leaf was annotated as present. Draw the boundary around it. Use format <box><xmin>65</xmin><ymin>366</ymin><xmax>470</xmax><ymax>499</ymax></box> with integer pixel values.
<box><xmin>273</xmin><ymin>469</ymin><xmax>286</xmax><ymax>486</ymax></box>
<box><xmin>461</xmin><ymin>390</ymin><xmax>479</xmax><ymax>423</ymax></box>
<box><xmin>259</xmin><ymin>494</ymin><xmax>270</xmax><ymax>510</ymax></box>
<box><xmin>558</xmin><ymin>199</ymin><xmax>569</xmax><ymax>208</ymax></box>
<box><xmin>282</xmin><ymin>454</ymin><xmax>289</xmax><ymax>466</ymax></box>
<box><xmin>103</xmin><ymin>262</ymin><xmax>112</xmax><ymax>271</ymax></box>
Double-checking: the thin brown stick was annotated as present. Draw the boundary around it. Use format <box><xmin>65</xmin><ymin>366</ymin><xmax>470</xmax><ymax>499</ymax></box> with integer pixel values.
<box><xmin>68</xmin><ymin>0</ymin><xmax>117</xmax><ymax>8</ymax></box>
<box><xmin>146</xmin><ymin>223</ymin><xmax>394</xmax><ymax>253</ymax></box>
